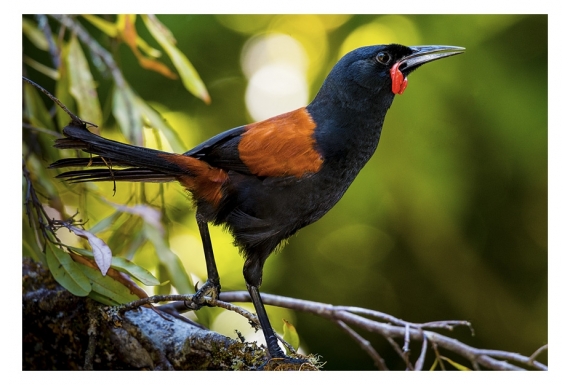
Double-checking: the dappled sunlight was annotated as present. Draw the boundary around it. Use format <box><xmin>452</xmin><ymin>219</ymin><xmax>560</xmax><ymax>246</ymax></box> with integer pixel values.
<box><xmin>242</xmin><ymin>33</ymin><xmax>309</xmax><ymax>121</ymax></box>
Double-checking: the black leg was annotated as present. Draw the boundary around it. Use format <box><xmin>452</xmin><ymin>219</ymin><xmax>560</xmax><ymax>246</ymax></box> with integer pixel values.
<box><xmin>246</xmin><ymin>283</ymin><xmax>286</xmax><ymax>358</ymax></box>
<box><xmin>192</xmin><ymin>213</ymin><xmax>221</xmax><ymax>306</ymax></box>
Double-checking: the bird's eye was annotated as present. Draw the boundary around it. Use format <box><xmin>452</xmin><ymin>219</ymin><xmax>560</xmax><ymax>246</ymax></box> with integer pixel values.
<box><xmin>376</xmin><ymin>52</ymin><xmax>391</xmax><ymax>65</ymax></box>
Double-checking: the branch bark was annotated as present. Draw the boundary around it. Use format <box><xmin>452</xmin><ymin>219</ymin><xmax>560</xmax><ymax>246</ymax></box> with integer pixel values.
<box><xmin>22</xmin><ymin>258</ymin><xmax>267</xmax><ymax>370</ymax></box>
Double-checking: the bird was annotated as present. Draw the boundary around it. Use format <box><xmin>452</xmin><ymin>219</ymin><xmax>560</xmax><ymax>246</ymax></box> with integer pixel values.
<box><xmin>50</xmin><ymin>44</ymin><xmax>464</xmax><ymax>361</ymax></box>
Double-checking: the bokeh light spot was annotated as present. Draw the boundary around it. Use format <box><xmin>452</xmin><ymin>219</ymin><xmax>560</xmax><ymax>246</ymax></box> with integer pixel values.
<box><xmin>242</xmin><ymin>33</ymin><xmax>309</xmax><ymax>121</ymax></box>
<box><xmin>241</xmin><ymin>33</ymin><xmax>307</xmax><ymax>79</ymax></box>
<box><xmin>245</xmin><ymin>63</ymin><xmax>308</xmax><ymax>121</ymax></box>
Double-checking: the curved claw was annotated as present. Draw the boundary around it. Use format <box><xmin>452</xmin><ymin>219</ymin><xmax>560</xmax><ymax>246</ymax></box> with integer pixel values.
<box><xmin>188</xmin><ymin>279</ymin><xmax>221</xmax><ymax>310</ymax></box>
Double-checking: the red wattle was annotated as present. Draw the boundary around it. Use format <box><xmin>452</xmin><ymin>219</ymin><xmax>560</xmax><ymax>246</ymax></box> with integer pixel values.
<box><xmin>390</xmin><ymin>63</ymin><xmax>407</xmax><ymax>95</ymax></box>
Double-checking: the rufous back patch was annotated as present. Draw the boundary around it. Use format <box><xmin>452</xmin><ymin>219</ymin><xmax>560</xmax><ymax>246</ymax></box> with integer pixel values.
<box><xmin>159</xmin><ymin>154</ymin><xmax>228</xmax><ymax>206</ymax></box>
<box><xmin>239</xmin><ymin>108</ymin><xmax>323</xmax><ymax>178</ymax></box>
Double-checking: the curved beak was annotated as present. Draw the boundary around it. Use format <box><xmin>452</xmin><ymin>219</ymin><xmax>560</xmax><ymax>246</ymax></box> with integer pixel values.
<box><xmin>398</xmin><ymin>45</ymin><xmax>465</xmax><ymax>74</ymax></box>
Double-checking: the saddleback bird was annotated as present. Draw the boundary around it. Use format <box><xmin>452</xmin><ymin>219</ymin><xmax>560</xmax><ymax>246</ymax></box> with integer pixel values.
<box><xmin>50</xmin><ymin>44</ymin><xmax>464</xmax><ymax>361</ymax></box>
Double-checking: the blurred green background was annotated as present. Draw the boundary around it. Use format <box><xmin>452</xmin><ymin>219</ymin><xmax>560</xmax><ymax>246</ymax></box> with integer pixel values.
<box><xmin>22</xmin><ymin>14</ymin><xmax>547</xmax><ymax>370</ymax></box>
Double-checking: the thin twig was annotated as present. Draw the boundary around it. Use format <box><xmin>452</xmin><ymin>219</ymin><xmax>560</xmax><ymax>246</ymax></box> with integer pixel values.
<box><xmin>403</xmin><ymin>323</ymin><xmax>411</xmax><ymax>353</ymax></box>
<box><xmin>334</xmin><ymin>320</ymin><xmax>388</xmax><ymax>370</ymax></box>
<box><xmin>414</xmin><ymin>333</ymin><xmax>428</xmax><ymax>371</ymax></box>
<box><xmin>386</xmin><ymin>336</ymin><xmax>414</xmax><ymax>370</ymax></box>
<box><xmin>528</xmin><ymin>344</ymin><xmax>548</xmax><ymax>363</ymax></box>
<box><xmin>22</xmin><ymin>77</ymin><xmax>85</xmax><ymax>125</ymax></box>
<box><xmin>35</xmin><ymin>14</ymin><xmax>60</xmax><ymax>69</ymax></box>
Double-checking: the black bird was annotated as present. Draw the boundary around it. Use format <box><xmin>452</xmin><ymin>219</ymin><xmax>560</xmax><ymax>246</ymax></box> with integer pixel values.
<box><xmin>50</xmin><ymin>44</ymin><xmax>464</xmax><ymax>360</ymax></box>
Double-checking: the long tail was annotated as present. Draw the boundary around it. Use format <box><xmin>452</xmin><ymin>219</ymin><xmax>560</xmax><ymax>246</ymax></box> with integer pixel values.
<box><xmin>50</xmin><ymin>124</ymin><xmax>185</xmax><ymax>183</ymax></box>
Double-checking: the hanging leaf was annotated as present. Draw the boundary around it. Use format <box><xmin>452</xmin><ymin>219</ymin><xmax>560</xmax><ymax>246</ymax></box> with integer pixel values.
<box><xmin>439</xmin><ymin>356</ymin><xmax>472</xmax><ymax>371</ymax></box>
<box><xmin>66</xmin><ymin>35</ymin><xmax>103</xmax><ymax>125</ymax></box>
<box><xmin>22</xmin><ymin>17</ymin><xmax>49</xmax><ymax>51</ymax></box>
<box><xmin>23</xmin><ymin>56</ymin><xmax>59</xmax><ymax>80</ymax></box>
<box><xmin>144</xmin><ymin>222</ymin><xmax>194</xmax><ymax>294</ymax></box>
<box><xmin>89</xmin><ymin>210</ymin><xmax>124</xmax><ymax>234</ymax></box>
<box><xmin>108</xmin><ymin>202</ymin><xmax>163</xmax><ymax>232</ymax></box>
<box><xmin>45</xmin><ymin>242</ymin><xmax>91</xmax><ymax>296</ymax></box>
<box><xmin>83</xmin><ymin>14</ymin><xmax>162</xmax><ymax>58</ymax></box>
<box><xmin>135</xmin><ymin>97</ymin><xmax>186</xmax><ymax>153</ymax></box>
<box><xmin>120</xmin><ymin>14</ymin><xmax>178</xmax><ymax>79</ymax></box>
<box><xmin>55</xmin><ymin>43</ymin><xmax>76</xmax><ymax>129</ymax></box>
<box><xmin>155</xmin><ymin>263</ymin><xmax>172</xmax><ymax>295</ymax></box>
<box><xmin>142</xmin><ymin>14</ymin><xmax>210</xmax><ymax>104</ymax></box>
<box><xmin>23</xmin><ymin>83</ymin><xmax>60</xmax><ymax>160</ymax></box>
<box><xmin>23</xmin><ymin>82</ymin><xmax>55</xmax><ymax>131</ymax></box>
<box><xmin>69</xmin><ymin>245</ymin><xmax>161</xmax><ymax>287</ymax></box>
<box><xmin>67</xmin><ymin>225</ymin><xmax>112</xmax><ymax>276</ymax></box>
<box><xmin>282</xmin><ymin>319</ymin><xmax>300</xmax><ymax>352</ymax></box>
<box><xmin>77</xmin><ymin>264</ymin><xmax>140</xmax><ymax>305</ymax></box>
<box><xmin>68</xmin><ymin>250</ymin><xmax>151</xmax><ymax>299</ymax></box>
<box><xmin>105</xmin><ymin>202</ymin><xmax>192</xmax><ymax>292</ymax></box>
<box><xmin>112</xmin><ymin>82</ymin><xmax>142</xmax><ymax>145</ymax></box>
<box><xmin>81</xmin><ymin>14</ymin><xmax>119</xmax><ymax>38</ymax></box>
<box><xmin>107</xmin><ymin>256</ymin><xmax>161</xmax><ymax>286</ymax></box>
<box><xmin>112</xmin><ymin>83</ymin><xmax>186</xmax><ymax>152</ymax></box>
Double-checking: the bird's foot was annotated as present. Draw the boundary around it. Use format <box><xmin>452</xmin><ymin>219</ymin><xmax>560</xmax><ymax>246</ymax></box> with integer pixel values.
<box><xmin>257</xmin><ymin>354</ymin><xmax>319</xmax><ymax>371</ymax></box>
<box><xmin>185</xmin><ymin>279</ymin><xmax>221</xmax><ymax>310</ymax></box>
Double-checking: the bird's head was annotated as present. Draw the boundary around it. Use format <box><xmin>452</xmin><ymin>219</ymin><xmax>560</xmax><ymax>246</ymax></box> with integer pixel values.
<box><xmin>317</xmin><ymin>44</ymin><xmax>464</xmax><ymax>110</ymax></box>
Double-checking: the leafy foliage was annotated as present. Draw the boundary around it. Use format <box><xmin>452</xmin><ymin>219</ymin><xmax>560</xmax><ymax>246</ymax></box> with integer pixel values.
<box><xmin>22</xmin><ymin>14</ymin><xmax>547</xmax><ymax>370</ymax></box>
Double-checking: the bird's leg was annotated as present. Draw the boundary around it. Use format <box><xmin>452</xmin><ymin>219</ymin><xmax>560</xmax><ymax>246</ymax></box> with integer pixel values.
<box><xmin>247</xmin><ymin>283</ymin><xmax>312</xmax><ymax>370</ymax></box>
<box><xmin>246</xmin><ymin>283</ymin><xmax>286</xmax><ymax>358</ymax></box>
<box><xmin>191</xmin><ymin>213</ymin><xmax>221</xmax><ymax>308</ymax></box>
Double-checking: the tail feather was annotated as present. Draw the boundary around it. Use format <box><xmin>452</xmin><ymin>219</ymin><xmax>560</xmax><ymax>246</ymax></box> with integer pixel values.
<box><xmin>55</xmin><ymin>168</ymin><xmax>175</xmax><ymax>183</ymax></box>
<box><xmin>50</xmin><ymin>124</ymin><xmax>186</xmax><ymax>183</ymax></box>
<box><xmin>50</xmin><ymin>156</ymin><xmax>128</xmax><ymax>168</ymax></box>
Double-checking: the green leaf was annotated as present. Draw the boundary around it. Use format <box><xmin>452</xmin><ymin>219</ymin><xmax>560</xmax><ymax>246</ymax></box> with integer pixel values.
<box><xmin>82</xmin><ymin>13</ymin><xmax>163</xmax><ymax>57</ymax></box>
<box><xmin>77</xmin><ymin>264</ymin><xmax>140</xmax><ymax>305</ymax></box>
<box><xmin>89</xmin><ymin>210</ymin><xmax>124</xmax><ymax>234</ymax></box>
<box><xmin>142</xmin><ymin>15</ymin><xmax>210</xmax><ymax>104</ymax></box>
<box><xmin>112</xmin><ymin>83</ymin><xmax>142</xmax><ymax>145</ymax></box>
<box><xmin>45</xmin><ymin>242</ymin><xmax>91</xmax><ymax>296</ymax></box>
<box><xmin>135</xmin><ymin>98</ymin><xmax>186</xmax><ymax>153</ymax></box>
<box><xmin>23</xmin><ymin>56</ymin><xmax>59</xmax><ymax>80</ymax></box>
<box><xmin>81</xmin><ymin>14</ymin><xmax>119</xmax><ymax>38</ymax></box>
<box><xmin>282</xmin><ymin>319</ymin><xmax>300</xmax><ymax>352</ymax></box>
<box><xmin>440</xmin><ymin>356</ymin><xmax>472</xmax><ymax>371</ymax></box>
<box><xmin>56</xmin><ymin>43</ymin><xmax>77</xmax><ymax>129</ymax></box>
<box><xmin>155</xmin><ymin>263</ymin><xmax>172</xmax><ymax>295</ymax></box>
<box><xmin>112</xmin><ymin>83</ymin><xmax>186</xmax><ymax>152</ymax></box>
<box><xmin>144</xmin><ymin>223</ymin><xmax>193</xmax><ymax>294</ymax></box>
<box><xmin>86</xmin><ymin>291</ymin><xmax>121</xmax><ymax>306</ymax></box>
<box><xmin>65</xmin><ymin>245</ymin><xmax>160</xmax><ymax>286</ymax></box>
<box><xmin>23</xmin><ymin>83</ymin><xmax>61</xmax><ymax>162</ymax></box>
<box><xmin>109</xmin><ymin>257</ymin><xmax>161</xmax><ymax>286</ymax></box>
<box><xmin>66</xmin><ymin>35</ymin><xmax>103</xmax><ymax>125</ymax></box>
<box><xmin>23</xmin><ymin>82</ymin><xmax>55</xmax><ymax>132</ymax></box>
<box><xmin>23</xmin><ymin>238</ymin><xmax>44</xmax><ymax>264</ymax></box>
<box><xmin>22</xmin><ymin>18</ymin><xmax>49</xmax><ymax>51</ymax></box>
<box><xmin>27</xmin><ymin>153</ymin><xmax>59</xmax><ymax>198</ymax></box>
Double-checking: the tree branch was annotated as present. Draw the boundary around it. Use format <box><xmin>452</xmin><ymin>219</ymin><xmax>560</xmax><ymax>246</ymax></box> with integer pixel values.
<box><xmin>216</xmin><ymin>291</ymin><xmax>548</xmax><ymax>371</ymax></box>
